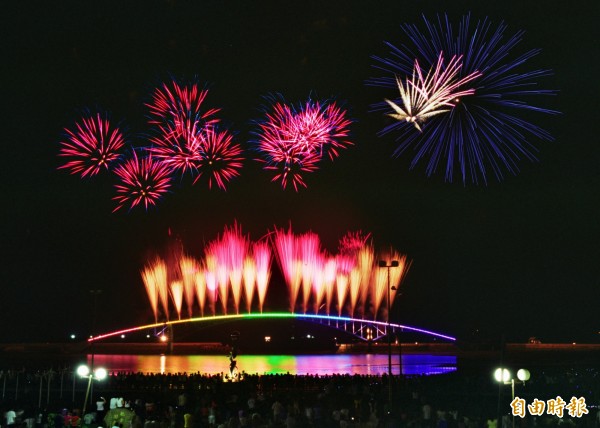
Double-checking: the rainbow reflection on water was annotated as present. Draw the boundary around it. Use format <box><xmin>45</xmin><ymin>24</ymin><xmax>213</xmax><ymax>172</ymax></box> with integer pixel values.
<box><xmin>88</xmin><ymin>353</ymin><xmax>456</xmax><ymax>376</ymax></box>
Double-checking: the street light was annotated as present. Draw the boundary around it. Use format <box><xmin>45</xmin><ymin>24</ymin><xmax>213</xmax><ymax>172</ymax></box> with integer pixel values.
<box><xmin>77</xmin><ymin>364</ymin><xmax>107</xmax><ymax>417</ymax></box>
<box><xmin>494</xmin><ymin>367</ymin><xmax>530</xmax><ymax>428</ymax></box>
<box><xmin>395</xmin><ymin>292</ymin><xmax>403</xmax><ymax>377</ymax></box>
<box><xmin>378</xmin><ymin>259</ymin><xmax>399</xmax><ymax>413</ymax></box>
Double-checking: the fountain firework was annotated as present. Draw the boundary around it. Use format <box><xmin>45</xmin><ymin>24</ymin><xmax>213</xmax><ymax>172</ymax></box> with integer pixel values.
<box><xmin>142</xmin><ymin>224</ymin><xmax>410</xmax><ymax>323</ymax></box>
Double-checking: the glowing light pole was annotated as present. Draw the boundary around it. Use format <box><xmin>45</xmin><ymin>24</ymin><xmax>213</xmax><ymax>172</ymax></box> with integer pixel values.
<box><xmin>395</xmin><ymin>292</ymin><xmax>402</xmax><ymax>377</ymax></box>
<box><xmin>379</xmin><ymin>259</ymin><xmax>399</xmax><ymax>414</ymax></box>
<box><xmin>494</xmin><ymin>367</ymin><xmax>530</xmax><ymax>428</ymax></box>
<box><xmin>77</xmin><ymin>365</ymin><xmax>107</xmax><ymax>417</ymax></box>
<box><xmin>88</xmin><ymin>289</ymin><xmax>102</xmax><ymax>409</ymax></box>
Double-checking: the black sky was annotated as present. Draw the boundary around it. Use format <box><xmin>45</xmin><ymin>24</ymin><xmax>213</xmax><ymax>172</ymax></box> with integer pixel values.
<box><xmin>1</xmin><ymin>0</ymin><xmax>599</xmax><ymax>344</ymax></box>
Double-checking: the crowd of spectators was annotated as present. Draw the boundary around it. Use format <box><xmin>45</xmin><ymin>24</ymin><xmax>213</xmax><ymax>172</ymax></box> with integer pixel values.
<box><xmin>1</xmin><ymin>367</ymin><xmax>598</xmax><ymax>428</ymax></box>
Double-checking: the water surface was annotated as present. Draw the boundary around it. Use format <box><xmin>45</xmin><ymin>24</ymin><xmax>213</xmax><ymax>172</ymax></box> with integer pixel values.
<box><xmin>89</xmin><ymin>353</ymin><xmax>457</xmax><ymax>376</ymax></box>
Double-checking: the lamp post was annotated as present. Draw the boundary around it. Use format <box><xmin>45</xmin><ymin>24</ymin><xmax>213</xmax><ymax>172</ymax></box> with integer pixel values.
<box><xmin>395</xmin><ymin>292</ymin><xmax>402</xmax><ymax>377</ymax></box>
<box><xmin>378</xmin><ymin>259</ymin><xmax>399</xmax><ymax>414</ymax></box>
<box><xmin>89</xmin><ymin>289</ymin><xmax>102</xmax><ymax>409</ymax></box>
<box><xmin>77</xmin><ymin>364</ymin><xmax>107</xmax><ymax>417</ymax></box>
<box><xmin>494</xmin><ymin>367</ymin><xmax>530</xmax><ymax>428</ymax></box>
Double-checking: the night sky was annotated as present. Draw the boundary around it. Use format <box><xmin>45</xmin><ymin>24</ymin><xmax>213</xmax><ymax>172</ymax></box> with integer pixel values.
<box><xmin>1</xmin><ymin>1</ymin><xmax>598</xmax><ymax>344</ymax></box>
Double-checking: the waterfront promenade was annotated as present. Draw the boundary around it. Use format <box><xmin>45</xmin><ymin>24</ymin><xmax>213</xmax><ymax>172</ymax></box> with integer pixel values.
<box><xmin>1</xmin><ymin>343</ymin><xmax>598</xmax><ymax>427</ymax></box>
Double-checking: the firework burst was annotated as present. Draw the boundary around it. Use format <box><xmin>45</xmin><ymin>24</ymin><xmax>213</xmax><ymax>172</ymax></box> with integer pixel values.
<box><xmin>254</xmin><ymin>96</ymin><xmax>353</xmax><ymax>190</ymax></box>
<box><xmin>146</xmin><ymin>78</ymin><xmax>220</xmax><ymax>130</ymax></box>
<box><xmin>142</xmin><ymin>223</ymin><xmax>412</xmax><ymax>322</ymax></box>
<box><xmin>385</xmin><ymin>52</ymin><xmax>481</xmax><ymax>132</ymax></box>
<box><xmin>58</xmin><ymin>113</ymin><xmax>125</xmax><ymax>177</ymax></box>
<box><xmin>147</xmin><ymin>121</ymin><xmax>205</xmax><ymax>175</ymax></box>
<box><xmin>112</xmin><ymin>151</ymin><xmax>172</xmax><ymax>212</ymax></box>
<box><xmin>369</xmin><ymin>13</ymin><xmax>559</xmax><ymax>184</ymax></box>
<box><xmin>147</xmin><ymin>123</ymin><xmax>242</xmax><ymax>190</ymax></box>
<box><xmin>194</xmin><ymin>127</ymin><xmax>244</xmax><ymax>190</ymax></box>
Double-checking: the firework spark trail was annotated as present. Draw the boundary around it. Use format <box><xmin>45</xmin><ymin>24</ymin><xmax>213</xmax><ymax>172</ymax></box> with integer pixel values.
<box><xmin>254</xmin><ymin>242</ymin><xmax>272</xmax><ymax>313</ymax></box>
<box><xmin>204</xmin><ymin>255</ymin><xmax>218</xmax><ymax>316</ymax></box>
<box><xmin>389</xmin><ymin>253</ymin><xmax>411</xmax><ymax>303</ymax></box>
<box><xmin>180</xmin><ymin>256</ymin><xmax>199</xmax><ymax>318</ymax></box>
<box><xmin>141</xmin><ymin>262</ymin><xmax>160</xmax><ymax>324</ymax></box>
<box><xmin>323</xmin><ymin>258</ymin><xmax>337</xmax><ymax>316</ymax></box>
<box><xmin>372</xmin><ymin>264</ymin><xmax>390</xmax><ymax>321</ymax></box>
<box><xmin>300</xmin><ymin>232</ymin><xmax>321</xmax><ymax>314</ymax></box>
<box><xmin>254</xmin><ymin>97</ymin><xmax>353</xmax><ymax>190</ymax></box>
<box><xmin>142</xmin><ymin>224</ymin><xmax>411</xmax><ymax>323</ymax></box>
<box><xmin>230</xmin><ymin>267</ymin><xmax>243</xmax><ymax>315</ymax></box>
<box><xmin>58</xmin><ymin>113</ymin><xmax>125</xmax><ymax>178</ymax></box>
<box><xmin>336</xmin><ymin>232</ymin><xmax>364</xmax><ymax>316</ymax></box>
<box><xmin>358</xmin><ymin>247</ymin><xmax>374</xmax><ymax>317</ymax></box>
<box><xmin>311</xmin><ymin>257</ymin><xmax>326</xmax><ymax>314</ymax></box>
<box><xmin>335</xmin><ymin>273</ymin><xmax>349</xmax><ymax>317</ymax></box>
<box><xmin>338</xmin><ymin>231</ymin><xmax>372</xmax><ymax>256</ymax></box>
<box><xmin>272</xmin><ymin>227</ymin><xmax>302</xmax><ymax>312</ymax></box>
<box><xmin>207</xmin><ymin>242</ymin><xmax>228</xmax><ymax>314</ymax></box>
<box><xmin>194</xmin><ymin>270</ymin><xmax>207</xmax><ymax>317</ymax></box>
<box><xmin>385</xmin><ymin>53</ymin><xmax>481</xmax><ymax>132</ymax></box>
<box><xmin>348</xmin><ymin>268</ymin><xmax>361</xmax><ymax>318</ymax></box>
<box><xmin>369</xmin><ymin>13</ymin><xmax>558</xmax><ymax>184</ymax></box>
<box><xmin>224</xmin><ymin>225</ymin><xmax>249</xmax><ymax>314</ymax></box>
<box><xmin>216</xmin><ymin>263</ymin><xmax>229</xmax><ymax>314</ymax></box>
<box><xmin>112</xmin><ymin>151</ymin><xmax>172</xmax><ymax>212</ymax></box>
<box><xmin>144</xmin><ymin>258</ymin><xmax>169</xmax><ymax>321</ymax></box>
<box><xmin>242</xmin><ymin>257</ymin><xmax>256</xmax><ymax>313</ymax></box>
<box><xmin>373</xmin><ymin>250</ymin><xmax>412</xmax><ymax>320</ymax></box>
<box><xmin>170</xmin><ymin>281</ymin><xmax>184</xmax><ymax>320</ymax></box>
<box><xmin>370</xmin><ymin>251</ymin><xmax>411</xmax><ymax>319</ymax></box>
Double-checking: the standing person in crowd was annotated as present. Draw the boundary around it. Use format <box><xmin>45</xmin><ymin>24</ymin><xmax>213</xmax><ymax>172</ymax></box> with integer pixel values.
<box><xmin>96</xmin><ymin>397</ymin><xmax>107</xmax><ymax>427</ymax></box>
<box><xmin>5</xmin><ymin>407</ymin><xmax>17</xmax><ymax>428</ymax></box>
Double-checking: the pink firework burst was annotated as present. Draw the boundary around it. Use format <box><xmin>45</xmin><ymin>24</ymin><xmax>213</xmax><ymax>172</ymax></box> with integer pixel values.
<box><xmin>338</xmin><ymin>231</ymin><xmax>373</xmax><ymax>255</ymax></box>
<box><xmin>113</xmin><ymin>151</ymin><xmax>172</xmax><ymax>212</ymax></box>
<box><xmin>146</xmin><ymin>78</ymin><xmax>220</xmax><ymax>130</ymax></box>
<box><xmin>264</xmin><ymin>149</ymin><xmax>320</xmax><ymax>191</ymax></box>
<box><xmin>58</xmin><ymin>113</ymin><xmax>125</xmax><ymax>177</ymax></box>
<box><xmin>194</xmin><ymin>127</ymin><xmax>243</xmax><ymax>190</ymax></box>
<box><xmin>255</xmin><ymin>97</ymin><xmax>353</xmax><ymax>190</ymax></box>
<box><xmin>147</xmin><ymin>121</ymin><xmax>205</xmax><ymax>176</ymax></box>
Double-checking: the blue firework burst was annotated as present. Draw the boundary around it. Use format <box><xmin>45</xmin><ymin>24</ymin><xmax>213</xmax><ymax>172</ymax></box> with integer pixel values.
<box><xmin>369</xmin><ymin>13</ymin><xmax>559</xmax><ymax>184</ymax></box>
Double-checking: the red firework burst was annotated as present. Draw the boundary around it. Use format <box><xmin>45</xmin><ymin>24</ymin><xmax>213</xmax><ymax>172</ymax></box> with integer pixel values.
<box><xmin>146</xmin><ymin>78</ymin><xmax>220</xmax><ymax>129</ymax></box>
<box><xmin>113</xmin><ymin>152</ymin><xmax>172</xmax><ymax>212</ymax></box>
<box><xmin>58</xmin><ymin>113</ymin><xmax>125</xmax><ymax>177</ymax></box>
<box><xmin>263</xmin><ymin>149</ymin><xmax>320</xmax><ymax>191</ymax></box>
<box><xmin>338</xmin><ymin>231</ymin><xmax>373</xmax><ymax>254</ymax></box>
<box><xmin>147</xmin><ymin>121</ymin><xmax>204</xmax><ymax>175</ymax></box>
<box><xmin>255</xmin><ymin>98</ymin><xmax>352</xmax><ymax>190</ymax></box>
<box><xmin>194</xmin><ymin>127</ymin><xmax>243</xmax><ymax>190</ymax></box>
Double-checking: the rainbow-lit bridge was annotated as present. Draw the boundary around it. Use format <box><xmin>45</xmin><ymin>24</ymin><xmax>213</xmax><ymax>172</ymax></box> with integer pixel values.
<box><xmin>88</xmin><ymin>312</ymin><xmax>455</xmax><ymax>343</ymax></box>
<box><xmin>132</xmin><ymin>225</ymin><xmax>458</xmax><ymax>348</ymax></box>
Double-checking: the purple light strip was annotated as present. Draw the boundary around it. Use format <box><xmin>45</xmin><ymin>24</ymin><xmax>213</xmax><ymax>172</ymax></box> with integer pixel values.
<box><xmin>294</xmin><ymin>314</ymin><xmax>456</xmax><ymax>341</ymax></box>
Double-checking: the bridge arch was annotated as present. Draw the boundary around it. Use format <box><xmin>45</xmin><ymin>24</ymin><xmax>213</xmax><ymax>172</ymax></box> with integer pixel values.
<box><xmin>88</xmin><ymin>312</ymin><xmax>455</xmax><ymax>343</ymax></box>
